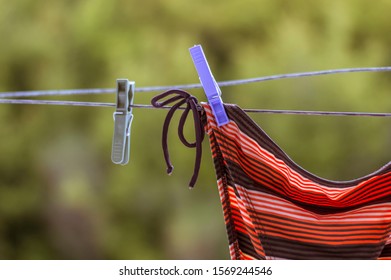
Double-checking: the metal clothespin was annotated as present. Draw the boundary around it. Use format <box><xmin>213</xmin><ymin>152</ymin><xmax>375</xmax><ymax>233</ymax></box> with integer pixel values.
<box><xmin>112</xmin><ymin>79</ymin><xmax>135</xmax><ymax>165</ymax></box>
<box><xmin>189</xmin><ymin>44</ymin><xmax>229</xmax><ymax>126</ymax></box>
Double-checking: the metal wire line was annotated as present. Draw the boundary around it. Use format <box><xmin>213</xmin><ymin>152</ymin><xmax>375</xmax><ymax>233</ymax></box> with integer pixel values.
<box><xmin>0</xmin><ymin>66</ymin><xmax>391</xmax><ymax>117</ymax></box>
<box><xmin>0</xmin><ymin>99</ymin><xmax>390</xmax><ymax>117</ymax></box>
<box><xmin>1</xmin><ymin>66</ymin><xmax>391</xmax><ymax>98</ymax></box>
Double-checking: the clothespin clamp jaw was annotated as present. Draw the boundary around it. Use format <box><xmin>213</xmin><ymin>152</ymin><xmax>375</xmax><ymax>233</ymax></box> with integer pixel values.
<box><xmin>112</xmin><ymin>79</ymin><xmax>135</xmax><ymax>165</ymax></box>
<box><xmin>189</xmin><ymin>45</ymin><xmax>229</xmax><ymax>127</ymax></box>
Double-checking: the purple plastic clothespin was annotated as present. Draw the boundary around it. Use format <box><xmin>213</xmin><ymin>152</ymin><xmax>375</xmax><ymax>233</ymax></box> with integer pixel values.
<box><xmin>189</xmin><ymin>45</ymin><xmax>229</xmax><ymax>126</ymax></box>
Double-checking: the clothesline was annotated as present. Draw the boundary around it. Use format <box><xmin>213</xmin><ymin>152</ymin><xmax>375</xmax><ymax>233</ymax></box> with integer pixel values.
<box><xmin>1</xmin><ymin>67</ymin><xmax>391</xmax><ymax>98</ymax></box>
<box><xmin>0</xmin><ymin>66</ymin><xmax>391</xmax><ymax>117</ymax></box>
<box><xmin>0</xmin><ymin>99</ymin><xmax>390</xmax><ymax>117</ymax></box>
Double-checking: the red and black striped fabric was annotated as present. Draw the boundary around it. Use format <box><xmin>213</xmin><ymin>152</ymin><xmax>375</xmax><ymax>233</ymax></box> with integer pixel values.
<box><xmin>203</xmin><ymin>103</ymin><xmax>391</xmax><ymax>260</ymax></box>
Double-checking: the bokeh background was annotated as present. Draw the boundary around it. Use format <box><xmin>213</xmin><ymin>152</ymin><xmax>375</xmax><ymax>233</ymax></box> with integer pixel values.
<box><xmin>1</xmin><ymin>0</ymin><xmax>391</xmax><ymax>259</ymax></box>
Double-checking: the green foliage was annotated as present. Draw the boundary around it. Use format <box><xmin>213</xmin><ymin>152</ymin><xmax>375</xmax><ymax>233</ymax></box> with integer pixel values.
<box><xmin>0</xmin><ymin>0</ymin><xmax>391</xmax><ymax>259</ymax></box>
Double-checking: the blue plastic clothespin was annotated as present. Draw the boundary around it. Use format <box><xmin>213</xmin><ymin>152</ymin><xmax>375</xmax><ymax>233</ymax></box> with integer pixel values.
<box><xmin>189</xmin><ymin>45</ymin><xmax>229</xmax><ymax>126</ymax></box>
<box><xmin>112</xmin><ymin>79</ymin><xmax>135</xmax><ymax>165</ymax></box>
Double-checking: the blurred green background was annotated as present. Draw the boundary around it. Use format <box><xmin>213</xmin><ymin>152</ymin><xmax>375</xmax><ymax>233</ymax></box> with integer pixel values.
<box><xmin>1</xmin><ymin>0</ymin><xmax>391</xmax><ymax>259</ymax></box>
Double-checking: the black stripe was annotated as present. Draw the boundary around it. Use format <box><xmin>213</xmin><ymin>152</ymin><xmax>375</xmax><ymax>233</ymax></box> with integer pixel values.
<box><xmin>380</xmin><ymin>244</ymin><xmax>391</xmax><ymax>258</ymax></box>
<box><xmin>262</xmin><ymin>236</ymin><xmax>384</xmax><ymax>259</ymax></box>
<box><xmin>235</xmin><ymin>231</ymin><xmax>266</xmax><ymax>259</ymax></box>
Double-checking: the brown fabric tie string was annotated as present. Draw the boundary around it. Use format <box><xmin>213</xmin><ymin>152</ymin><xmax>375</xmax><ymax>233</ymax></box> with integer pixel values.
<box><xmin>151</xmin><ymin>90</ymin><xmax>205</xmax><ymax>188</ymax></box>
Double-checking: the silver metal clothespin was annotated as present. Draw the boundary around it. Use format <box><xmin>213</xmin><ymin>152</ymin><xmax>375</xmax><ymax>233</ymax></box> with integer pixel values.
<box><xmin>112</xmin><ymin>79</ymin><xmax>135</xmax><ymax>165</ymax></box>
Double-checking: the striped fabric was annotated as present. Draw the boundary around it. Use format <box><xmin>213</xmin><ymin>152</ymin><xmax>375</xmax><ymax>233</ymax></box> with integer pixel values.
<box><xmin>203</xmin><ymin>103</ymin><xmax>391</xmax><ymax>260</ymax></box>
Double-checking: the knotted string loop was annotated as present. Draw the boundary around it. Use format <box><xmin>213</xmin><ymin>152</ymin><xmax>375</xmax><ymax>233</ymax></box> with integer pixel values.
<box><xmin>151</xmin><ymin>90</ymin><xmax>205</xmax><ymax>188</ymax></box>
